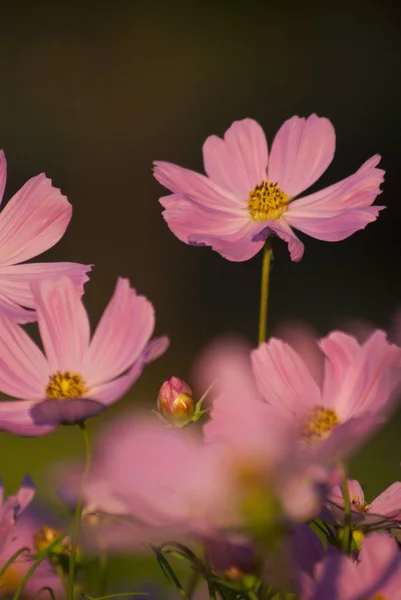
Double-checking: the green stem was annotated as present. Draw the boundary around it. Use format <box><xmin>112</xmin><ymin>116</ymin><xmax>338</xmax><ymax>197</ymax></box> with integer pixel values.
<box><xmin>258</xmin><ymin>238</ymin><xmax>273</xmax><ymax>345</ymax></box>
<box><xmin>341</xmin><ymin>473</ymin><xmax>351</xmax><ymax>553</ymax></box>
<box><xmin>0</xmin><ymin>546</ymin><xmax>30</xmax><ymax>580</ymax></box>
<box><xmin>67</xmin><ymin>421</ymin><xmax>91</xmax><ymax>600</ymax></box>
<box><xmin>12</xmin><ymin>533</ymin><xmax>67</xmax><ymax>600</ymax></box>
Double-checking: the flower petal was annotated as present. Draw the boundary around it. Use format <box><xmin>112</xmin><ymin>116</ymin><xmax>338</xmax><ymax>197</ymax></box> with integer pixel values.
<box><xmin>370</xmin><ymin>482</ymin><xmax>401</xmax><ymax>519</ymax></box>
<box><xmin>0</xmin><ymin>316</ymin><xmax>48</xmax><ymax>399</ymax></box>
<box><xmin>83</xmin><ymin>278</ymin><xmax>155</xmax><ymax>387</ymax></box>
<box><xmin>88</xmin><ymin>336</ymin><xmax>169</xmax><ymax>405</ymax></box>
<box><xmin>32</xmin><ymin>277</ymin><xmax>90</xmax><ymax>373</ymax></box>
<box><xmin>31</xmin><ymin>398</ymin><xmax>106</xmax><ymax>426</ymax></box>
<box><xmin>154</xmin><ymin>161</ymin><xmax>243</xmax><ymax>211</ymax></box>
<box><xmin>265</xmin><ymin>218</ymin><xmax>305</xmax><ymax>262</ymax></box>
<box><xmin>0</xmin><ymin>150</ymin><xmax>6</xmax><ymax>205</ymax></box>
<box><xmin>0</xmin><ymin>174</ymin><xmax>72</xmax><ymax>266</ymax></box>
<box><xmin>267</xmin><ymin>115</ymin><xmax>335</xmax><ymax>197</ymax></box>
<box><xmin>0</xmin><ymin>293</ymin><xmax>36</xmax><ymax>323</ymax></box>
<box><xmin>0</xmin><ymin>262</ymin><xmax>92</xmax><ymax>309</ymax></box>
<box><xmin>285</xmin><ymin>155</ymin><xmax>385</xmax><ymax>240</ymax></box>
<box><xmin>319</xmin><ymin>332</ymin><xmax>361</xmax><ymax>407</ymax></box>
<box><xmin>251</xmin><ymin>338</ymin><xmax>321</xmax><ymax>416</ymax></box>
<box><xmin>203</xmin><ymin>118</ymin><xmax>268</xmax><ymax>196</ymax></box>
<box><xmin>0</xmin><ymin>400</ymin><xmax>56</xmax><ymax>436</ymax></box>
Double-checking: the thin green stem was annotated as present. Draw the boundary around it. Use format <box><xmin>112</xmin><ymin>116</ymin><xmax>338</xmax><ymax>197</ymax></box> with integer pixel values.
<box><xmin>0</xmin><ymin>546</ymin><xmax>30</xmax><ymax>580</ymax></box>
<box><xmin>67</xmin><ymin>421</ymin><xmax>91</xmax><ymax>600</ymax></box>
<box><xmin>341</xmin><ymin>472</ymin><xmax>351</xmax><ymax>553</ymax></box>
<box><xmin>258</xmin><ymin>238</ymin><xmax>273</xmax><ymax>345</ymax></box>
<box><xmin>12</xmin><ymin>533</ymin><xmax>67</xmax><ymax>600</ymax></box>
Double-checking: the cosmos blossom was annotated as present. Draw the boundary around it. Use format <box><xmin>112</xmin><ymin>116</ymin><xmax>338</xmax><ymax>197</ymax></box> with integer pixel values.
<box><xmin>0</xmin><ymin>150</ymin><xmax>91</xmax><ymax>322</ymax></box>
<box><xmin>324</xmin><ymin>478</ymin><xmax>401</xmax><ymax>531</ymax></box>
<box><xmin>0</xmin><ymin>476</ymin><xmax>35</xmax><ymax>553</ymax></box>
<box><xmin>250</xmin><ymin>329</ymin><xmax>401</xmax><ymax>462</ymax></box>
<box><xmin>299</xmin><ymin>533</ymin><xmax>401</xmax><ymax>600</ymax></box>
<box><xmin>154</xmin><ymin>115</ymin><xmax>384</xmax><ymax>262</ymax></box>
<box><xmin>0</xmin><ymin>276</ymin><xmax>168</xmax><ymax>436</ymax></box>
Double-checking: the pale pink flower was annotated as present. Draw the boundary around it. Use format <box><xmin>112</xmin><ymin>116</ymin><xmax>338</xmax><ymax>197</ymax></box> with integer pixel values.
<box><xmin>324</xmin><ymin>478</ymin><xmax>401</xmax><ymax>531</ymax></box>
<box><xmin>0</xmin><ymin>277</ymin><xmax>168</xmax><ymax>436</ymax></box>
<box><xmin>154</xmin><ymin>115</ymin><xmax>384</xmax><ymax>262</ymax></box>
<box><xmin>299</xmin><ymin>533</ymin><xmax>401</xmax><ymax>600</ymax></box>
<box><xmin>0</xmin><ymin>151</ymin><xmax>91</xmax><ymax>322</ymax></box>
<box><xmin>250</xmin><ymin>329</ymin><xmax>401</xmax><ymax>461</ymax></box>
<box><xmin>0</xmin><ymin>477</ymin><xmax>35</xmax><ymax>553</ymax></box>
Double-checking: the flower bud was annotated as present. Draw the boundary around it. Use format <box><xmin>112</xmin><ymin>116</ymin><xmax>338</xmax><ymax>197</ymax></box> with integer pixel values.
<box><xmin>157</xmin><ymin>376</ymin><xmax>194</xmax><ymax>424</ymax></box>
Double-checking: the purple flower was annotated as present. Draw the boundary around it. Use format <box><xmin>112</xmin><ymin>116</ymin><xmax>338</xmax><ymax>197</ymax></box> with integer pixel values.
<box><xmin>154</xmin><ymin>115</ymin><xmax>384</xmax><ymax>262</ymax></box>
<box><xmin>0</xmin><ymin>277</ymin><xmax>169</xmax><ymax>436</ymax></box>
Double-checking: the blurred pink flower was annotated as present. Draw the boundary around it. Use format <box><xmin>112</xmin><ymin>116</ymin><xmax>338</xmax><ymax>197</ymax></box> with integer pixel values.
<box><xmin>0</xmin><ymin>477</ymin><xmax>35</xmax><ymax>553</ymax></box>
<box><xmin>0</xmin><ymin>151</ymin><xmax>91</xmax><ymax>322</ymax></box>
<box><xmin>324</xmin><ymin>478</ymin><xmax>401</xmax><ymax>531</ymax></box>
<box><xmin>154</xmin><ymin>115</ymin><xmax>384</xmax><ymax>262</ymax></box>
<box><xmin>0</xmin><ymin>506</ymin><xmax>64</xmax><ymax>599</ymax></box>
<box><xmin>250</xmin><ymin>329</ymin><xmax>401</xmax><ymax>461</ymax></box>
<box><xmin>0</xmin><ymin>277</ymin><xmax>169</xmax><ymax>436</ymax></box>
<box><xmin>299</xmin><ymin>533</ymin><xmax>401</xmax><ymax>600</ymax></box>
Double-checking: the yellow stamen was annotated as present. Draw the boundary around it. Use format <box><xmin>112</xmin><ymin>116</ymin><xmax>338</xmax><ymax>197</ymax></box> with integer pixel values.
<box><xmin>45</xmin><ymin>371</ymin><xmax>87</xmax><ymax>399</ymax></box>
<box><xmin>248</xmin><ymin>180</ymin><xmax>290</xmax><ymax>221</ymax></box>
<box><xmin>352</xmin><ymin>497</ymin><xmax>370</xmax><ymax>513</ymax></box>
<box><xmin>301</xmin><ymin>405</ymin><xmax>339</xmax><ymax>443</ymax></box>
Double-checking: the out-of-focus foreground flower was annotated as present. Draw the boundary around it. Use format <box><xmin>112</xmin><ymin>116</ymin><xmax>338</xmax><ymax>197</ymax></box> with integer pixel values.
<box><xmin>0</xmin><ymin>151</ymin><xmax>91</xmax><ymax>322</ymax></box>
<box><xmin>0</xmin><ymin>477</ymin><xmax>35</xmax><ymax>553</ymax></box>
<box><xmin>0</xmin><ymin>276</ymin><xmax>168</xmax><ymax>436</ymax></box>
<box><xmin>299</xmin><ymin>533</ymin><xmax>401</xmax><ymax>600</ymax></box>
<box><xmin>0</xmin><ymin>506</ymin><xmax>64</xmax><ymax>599</ymax></box>
<box><xmin>154</xmin><ymin>115</ymin><xmax>384</xmax><ymax>262</ymax></box>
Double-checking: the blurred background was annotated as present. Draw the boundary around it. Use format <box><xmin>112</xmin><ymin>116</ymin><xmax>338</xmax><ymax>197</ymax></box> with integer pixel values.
<box><xmin>0</xmin><ymin>0</ymin><xmax>400</xmax><ymax>595</ymax></box>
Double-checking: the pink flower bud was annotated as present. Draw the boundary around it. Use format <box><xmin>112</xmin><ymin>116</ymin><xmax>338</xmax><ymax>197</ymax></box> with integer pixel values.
<box><xmin>157</xmin><ymin>376</ymin><xmax>194</xmax><ymax>424</ymax></box>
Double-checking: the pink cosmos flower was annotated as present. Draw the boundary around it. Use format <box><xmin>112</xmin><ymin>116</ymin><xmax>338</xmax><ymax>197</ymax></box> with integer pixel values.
<box><xmin>0</xmin><ymin>277</ymin><xmax>168</xmax><ymax>436</ymax></box>
<box><xmin>154</xmin><ymin>115</ymin><xmax>384</xmax><ymax>262</ymax></box>
<box><xmin>0</xmin><ymin>477</ymin><xmax>35</xmax><ymax>553</ymax></box>
<box><xmin>324</xmin><ymin>478</ymin><xmax>401</xmax><ymax>531</ymax></box>
<box><xmin>0</xmin><ymin>151</ymin><xmax>91</xmax><ymax>322</ymax></box>
<box><xmin>299</xmin><ymin>533</ymin><xmax>401</xmax><ymax>600</ymax></box>
<box><xmin>0</xmin><ymin>506</ymin><xmax>64</xmax><ymax>599</ymax></box>
<box><xmin>250</xmin><ymin>329</ymin><xmax>401</xmax><ymax>462</ymax></box>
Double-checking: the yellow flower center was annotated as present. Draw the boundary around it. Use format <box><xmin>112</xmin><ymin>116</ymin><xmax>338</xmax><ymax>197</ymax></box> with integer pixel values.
<box><xmin>45</xmin><ymin>371</ymin><xmax>87</xmax><ymax>399</ymax></box>
<box><xmin>301</xmin><ymin>405</ymin><xmax>339</xmax><ymax>443</ymax></box>
<box><xmin>352</xmin><ymin>497</ymin><xmax>370</xmax><ymax>513</ymax></box>
<box><xmin>248</xmin><ymin>180</ymin><xmax>290</xmax><ymax>221</ymax></box>
<box><xmin>34</xmin><ymin>525</ymin><xmax>62</xmax><ymax>553</ymax></box>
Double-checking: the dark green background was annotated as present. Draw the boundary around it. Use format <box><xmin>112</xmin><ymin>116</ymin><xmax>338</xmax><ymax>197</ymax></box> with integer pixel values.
<box><xmin>0</xmin><ymin>0</ymin><xmax>400</xmax><ymax>594</ymax></box>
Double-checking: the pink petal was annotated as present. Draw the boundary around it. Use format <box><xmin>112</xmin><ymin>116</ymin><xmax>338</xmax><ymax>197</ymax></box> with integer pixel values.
<box><xmin>32</xmin><ymin>277</ymin><xmax>90</xmax><ymax>373</ymax></box>
<box><xmin>251</xmin><ymin>338</ymin><xmax>321</xmax><ymax>416</ymax></box>
<box><xmin>319</xmin><ymin>332</ymin><xmax>361</xmax><ymax>407</ymax></box>
<box><xmin>88</xmin><ymin>336</ymin><xmax>169</xmax><ymax>406</ymax></box>
<box><xmin>0</xmin><ymin>262</ymin><xmax>92</xmax><ymax>308</ymax></box>
<box><xmin>83</xmin><ymin>278</ymin><xmax>155</xmax><ymax>387</ymax></box>
<box><xmin>0</xmin><ymin>316</ymin><xmax>48</xmax><ymax>399</ymax></box>
<box><xmin>266</xmin><ymin>218</ymin><xmax>305</xmax><ymax>261</ymax></box>
<box><xmin>267</xmin><ymin>115</ymin><xmax>335</xmax><ymax>197</ymax></box>
<box><xmin>328</xmin><ymin>330</ymin><xmax>401</xmax><ymax>419</ymax></box>
<box><xmin>203</xmin><ymin>118</ymin><xmax>268</xmax><ymax>196</ymax></box>
<box><xmin>0</xmin><ymin>293</ymin><xmax>36</xmax><ymax>323</ymax></box>
<box><xmin>160</xmin><ymin>193</ymin><xmax>250</xmax><ymax>245</ymax></box>
<box><xmin>31</xmin><ymin>397</ymin><xmax>106</xmax><ymax>426</ymax></box>
<box><xmin>0</xmin><ymin>174</ymin><xmax>72</xmax><ymax>266</ymax></box>
<box><xmin>154</xmin><ymin>161</ymin><xmax>244</xmax><ymax>211</ymax></box>
<box><xmin>285</xmin><ymin>155</ymin><xmax>385</xmax><ymax>241</ymax></box>
<box><xmin>0</xmin><ymin>150</ymin><xmax>6</xmax><ymax>205</ymax></box>
<box><xmin>0</xmin><ymin>400</ymin><xmax>56</xmax><ymax>436</ymax></box>
<box><xmin>202</xmin><ymin>221</ymin><xmax>266</xmax><ymax>261</ymax></box>
<box><xmin>15</xmin><ymin>476</ymin><xmax>36</xmax><ymax>515</ymax></box>
<box><xmin>370</xmin><ymin>482</ymin><xmax>401</xmax><ymax>519</ymax></box>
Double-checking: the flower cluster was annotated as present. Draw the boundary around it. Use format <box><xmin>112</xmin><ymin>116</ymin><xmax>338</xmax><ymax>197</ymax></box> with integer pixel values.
<box><xmin>0</xmin><ymin>115</ymin><xmax>400</xmax><ymax>600</ymax></box>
